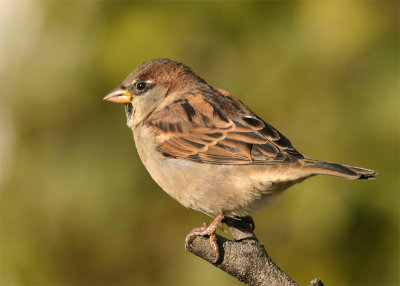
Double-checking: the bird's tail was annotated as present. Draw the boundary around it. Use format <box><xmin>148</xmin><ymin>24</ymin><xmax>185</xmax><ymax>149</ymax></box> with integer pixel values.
<box><xmin>303</xmin><ymin>159</ymin><xmax>377</xmax><ymax>180</ymax></box>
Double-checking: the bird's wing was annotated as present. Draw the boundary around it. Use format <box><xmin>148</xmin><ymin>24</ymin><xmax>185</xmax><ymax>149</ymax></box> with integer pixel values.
<box><xmin>146</xmin><ymin>87</ymin><xmax>304</xmax><ymax>165</ymax></box>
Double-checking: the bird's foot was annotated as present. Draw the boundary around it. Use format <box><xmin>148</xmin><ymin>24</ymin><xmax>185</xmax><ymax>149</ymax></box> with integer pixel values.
<box><xmin>185</xmin><ymin>213</ymin><xmax>225</xmax><ymax>263</ymax></box>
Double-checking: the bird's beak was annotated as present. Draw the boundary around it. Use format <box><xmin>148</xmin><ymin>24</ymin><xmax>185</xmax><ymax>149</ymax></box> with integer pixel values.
<box><xmin>103</xmin><ymin>86</ymin><xmax>135</xmax><ymax>104</ymax></box>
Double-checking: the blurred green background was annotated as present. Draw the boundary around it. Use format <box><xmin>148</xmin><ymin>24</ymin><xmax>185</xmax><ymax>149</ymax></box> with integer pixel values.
<box><xmin>0</xmin><ymin>1</ymin><xmax>398</xmax><ymax>285</ymax></box>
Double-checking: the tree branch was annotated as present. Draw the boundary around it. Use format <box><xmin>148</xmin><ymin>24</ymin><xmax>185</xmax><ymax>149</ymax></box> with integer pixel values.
<box><xmin>185</xmin><ymin>217</ymin><xmax>324</xmax><ymax>286</ymax></box>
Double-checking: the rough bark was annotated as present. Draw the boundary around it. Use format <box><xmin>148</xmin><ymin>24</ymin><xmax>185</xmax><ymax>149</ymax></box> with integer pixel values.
<box><xmin>185</xmin><ymin>217</ymin><xmax>324</xmax><ymax>286</ymax></box>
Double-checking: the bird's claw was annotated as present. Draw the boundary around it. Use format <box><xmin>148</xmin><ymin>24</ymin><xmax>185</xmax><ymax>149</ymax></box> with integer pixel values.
<box><xmin>184</xmin><ymin>213</ymin><xmax>225</xmax><ymax>263</ymax></box>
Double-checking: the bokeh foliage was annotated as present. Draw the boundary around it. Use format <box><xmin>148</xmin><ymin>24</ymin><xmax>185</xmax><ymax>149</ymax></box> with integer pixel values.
<box><xmin>0</xmin><ymin>1</ymin><xmax>398</xmax><ymax>285</ymax></box>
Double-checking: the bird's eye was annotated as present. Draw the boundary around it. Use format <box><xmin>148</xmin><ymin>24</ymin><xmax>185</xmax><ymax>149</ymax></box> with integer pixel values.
<box><xmin>136</xmin><ymin>81</ymin><xmax>147</xmax><ymax>90</ymax></box>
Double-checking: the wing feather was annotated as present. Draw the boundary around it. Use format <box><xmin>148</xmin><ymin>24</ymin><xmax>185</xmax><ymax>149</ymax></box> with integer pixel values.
<box><xmin>146</xmin><ymin>88</ymin><xmax>303</xmax><ymax>165</ymax></box>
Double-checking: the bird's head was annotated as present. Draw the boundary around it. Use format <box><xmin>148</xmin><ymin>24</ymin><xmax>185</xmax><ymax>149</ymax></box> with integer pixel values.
<box><xmin>104</xmin><ymin>58</ymin><xmax>207</xmax><ymax>127</ymax></box>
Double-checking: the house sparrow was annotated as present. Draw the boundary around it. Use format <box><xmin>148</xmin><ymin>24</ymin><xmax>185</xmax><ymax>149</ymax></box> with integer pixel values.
<box><xmin>104</xmin><ymin>58</ymin><xmax>376</xmax><ymax>262</ymax></box>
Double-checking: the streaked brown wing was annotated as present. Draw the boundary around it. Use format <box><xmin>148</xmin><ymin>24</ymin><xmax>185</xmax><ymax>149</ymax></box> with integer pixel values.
<box><xmin>146</xmin><ymin>87</ymin><xmax>303</xmax><ymax>165</ymax></box>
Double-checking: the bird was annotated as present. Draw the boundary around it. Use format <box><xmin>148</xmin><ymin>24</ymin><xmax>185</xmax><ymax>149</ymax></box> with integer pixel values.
<box><xmin>104</xmin><ymin>58</ymin><xmax>377</xmax><ymax>262</ymax></box>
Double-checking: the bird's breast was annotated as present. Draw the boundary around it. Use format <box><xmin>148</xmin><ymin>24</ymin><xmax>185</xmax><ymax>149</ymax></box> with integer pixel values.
<box><xmin>131</xmin><ymin>125</ymin><xmax>310</xmax><ymax>216</ymax></box>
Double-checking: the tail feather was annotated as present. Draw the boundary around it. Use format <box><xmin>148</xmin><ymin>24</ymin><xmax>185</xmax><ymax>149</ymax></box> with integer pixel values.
<box><xmin>304</xmin><ymin>160</ymin><xmax>377</xmax><ymax>180</ymax></box>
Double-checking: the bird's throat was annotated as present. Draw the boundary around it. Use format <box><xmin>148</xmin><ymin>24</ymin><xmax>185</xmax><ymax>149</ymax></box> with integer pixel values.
<box><xmin>124</xmin><ymin>103</ymin><xmax>134</xmax><ymax>121</ymax></box>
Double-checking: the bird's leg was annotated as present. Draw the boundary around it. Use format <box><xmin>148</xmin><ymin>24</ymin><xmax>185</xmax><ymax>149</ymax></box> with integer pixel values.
<box><xmin>185</xmin><ymin>212</ymin><xmax>225</xmax><ymax>263</ymax></box>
